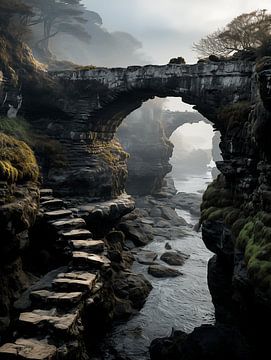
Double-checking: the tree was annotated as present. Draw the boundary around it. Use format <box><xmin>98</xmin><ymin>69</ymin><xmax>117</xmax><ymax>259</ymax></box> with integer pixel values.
<box><xmin>193</xmin><ymin>10</ymin><xmax>271</xmax><ymax>58</ymax></box>
<box><xmin>23</xmin><ymin>0</ymin><xmax>91</xmax><ymax>58</ymax></box>
<box><xmin>0</xmin><ymin>0</ymin><xmax>32</xmax><ymax>37</ymax></box>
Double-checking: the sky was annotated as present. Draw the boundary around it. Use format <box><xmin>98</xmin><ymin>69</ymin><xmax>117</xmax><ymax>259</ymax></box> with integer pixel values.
<box><xmin>82</xmin><ymin>0</ymin><xmax>271</xmax><ymax>112</ymax></box>
<box><xmin>83</xmin><ymin>0</ymin><xmax>271</xmax><ymax>64</ymax></box>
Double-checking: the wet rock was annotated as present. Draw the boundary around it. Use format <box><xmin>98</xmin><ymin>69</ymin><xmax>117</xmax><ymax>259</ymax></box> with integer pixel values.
<box><xmin>135</xmin><ymin>250</ymin><xmax>158</xmax><ymax>265</ymax></box>
<box><xmin>160</xmin><ymin>251</ymin><xmax>189</xmax><ymax>266</ymax></box>
<box><xmin>113</xmin><ymin>272</ymin><xmax>152</xmax><ymax>309</ymax></box>
<box><xmin>148</xmin><ymin>265</ymin><xmax>182</xmax><ymax>278</ymax></box>
<box><xmin>165</xmin><ymin>242</ymin><xmax>172</xmax><ymax>250</ymax></box>
<box><xmin>118</xmin><ymin>221</ymin><xmax>153</xmax><ymax>246</ymax></box>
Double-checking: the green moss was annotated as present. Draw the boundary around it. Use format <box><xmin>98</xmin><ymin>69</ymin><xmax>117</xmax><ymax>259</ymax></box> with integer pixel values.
<box><xmin>236</xmin><ymin>215</ymin><xmax>271</xmax><ymax>290</ymax></box>
<box><xmin>75</xmin><ymin>65</ymin><xmax>96</xmax><ymax>71</ymax></box>
<box><xmin>0</xmin><ymin>117</ymin><xmax>67</xmax><ymax>170</ymax></box>
<box><xmin>224</xmin><ymin>208</ymin><xmax>241</xmax><ymax>225</ymax></box>
<box><xmin>236</xmin><ymin>221</ymin><xmax>254</xmax><ymax>250</ymax></box>
<box><xmin>0</xmin><ymin>160</ymin><xmax>18</xmax><ymax>183</ymax></box>
<box><xmin>201</xmin><ymin>176</ymin><xmax>233</xmax><ymax>209</ymax></box>
<box><xmin>208</xmin><ymin>208</ymin><xmax>225</xmax><ymax>221</ymax></box>
<box><xmin>0</xmin><ymin>117</ymin><xmax>31</xmax><ymax>142</ymax></box>
<box><xmin>0</xmin><ymin>132</ymin><xmax>39</xmax><ymax>183</ymax></box>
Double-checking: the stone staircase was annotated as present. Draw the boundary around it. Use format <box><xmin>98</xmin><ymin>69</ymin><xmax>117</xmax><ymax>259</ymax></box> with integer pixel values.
<box><xmin>0</xmin><ymin>188</ymin><xmax>111</xmax><ymax>360</ymax></box>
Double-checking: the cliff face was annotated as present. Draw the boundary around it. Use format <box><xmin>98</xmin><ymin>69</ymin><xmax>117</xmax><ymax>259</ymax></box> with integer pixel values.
<box><xmin>199</xmin><ymin>58</ymin><xmax>271</xmax><ymax>355</ymax></box>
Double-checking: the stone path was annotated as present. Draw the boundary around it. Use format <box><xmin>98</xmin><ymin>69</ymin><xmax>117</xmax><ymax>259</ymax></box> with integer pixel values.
<box><xmin>0</xmin><ymin>188</ymin><xmax>111</xmax><ymax>359</ymax></box>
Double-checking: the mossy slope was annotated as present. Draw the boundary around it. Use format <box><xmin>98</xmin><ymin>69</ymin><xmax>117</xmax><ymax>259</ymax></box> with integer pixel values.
<box><xmin>0</xmin><ymin>132</ymin><xmax>39</xmax><ymax>184</ymax></box>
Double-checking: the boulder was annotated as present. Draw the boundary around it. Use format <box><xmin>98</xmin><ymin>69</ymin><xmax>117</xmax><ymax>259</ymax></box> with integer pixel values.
<box><xmin>160</xmin><ymin>251</ymin><xmax>189</xmax><ymax>266</ymax></box>
<box><xmin>148</xmin><ymin>265</ymin><xmax>182</xmax><ymax>278</ymax></box>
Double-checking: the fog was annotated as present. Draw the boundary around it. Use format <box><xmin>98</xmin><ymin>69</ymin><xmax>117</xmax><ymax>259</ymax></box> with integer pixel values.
<box><xmin>83</xmin><ymin>0</ymin><xmax>271</xmax><ymax>64</ymax></box>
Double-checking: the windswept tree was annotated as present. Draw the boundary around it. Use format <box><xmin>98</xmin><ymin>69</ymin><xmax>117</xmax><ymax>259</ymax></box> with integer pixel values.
<box><xmin>23</xmin><ymin>0</ymin><xmax>91</xmax><ymax>58</ymax></box>
<box><xmin>193</xmin><ymin>9</ymin><xmax>271</xmax><ymax>58</ymax></box>
<box><xmin>0</xmin><ymin>0</ymin><xmax>32</xmax><ymax>37</ymax></box>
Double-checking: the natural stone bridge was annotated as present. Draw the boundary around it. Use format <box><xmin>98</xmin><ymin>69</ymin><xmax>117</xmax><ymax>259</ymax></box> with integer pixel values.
<box><xmin>21</xmin><ymin>61</ymin><xmax>255</xmax><ymax>197</ymax></box>
<box><xmin>48</xmin><ymin>62</ymin><xmax>253</xmax><ymax>141</ymax></box>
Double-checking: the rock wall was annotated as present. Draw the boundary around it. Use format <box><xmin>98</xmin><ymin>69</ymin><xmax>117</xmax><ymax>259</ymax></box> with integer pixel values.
<box><xmin>198</xmin><ymin>57</ymin><xmax>271</xmax><ymax>356</ymax></box>
<box><xmin>0</xmin><ymin>183</ymin><xmax>39</xmax><ymax>336</ymax></box>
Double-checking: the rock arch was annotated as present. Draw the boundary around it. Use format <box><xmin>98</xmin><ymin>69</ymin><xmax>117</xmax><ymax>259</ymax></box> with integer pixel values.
<box><xmin>26</xmin><ymin>61</ymin><xmax>253</xmax><ymax>197</ymax></box>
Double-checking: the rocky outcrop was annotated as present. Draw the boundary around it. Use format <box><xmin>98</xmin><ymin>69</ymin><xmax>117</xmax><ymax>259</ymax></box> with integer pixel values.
<box><xmin>117</xmin><ymin>106</ymin><xmax>173</xmax><ymax>195</ymax></box>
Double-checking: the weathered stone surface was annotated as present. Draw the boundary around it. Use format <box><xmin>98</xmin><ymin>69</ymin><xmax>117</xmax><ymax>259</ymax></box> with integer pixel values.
<box><xmin>72</xmin><ymin>252</ymin><xmax>110</xmax><ymax>269</ymax></box>
<box><xmin>0</xmin><ymin>338</ymin><xmax>57</xmax><ymax>360</ymax></box>
<box><xmin>44</xmin><ymin>209</ymin><xmax>72</xmax><ymax>221</ymax></box>
<box><xmin>30</xmin><ymin>290</ymin><xmax>83</xmax><ymax>307</ymax></box>
<box><xmin>53</xmin><ymin>272</ymin><xmax>97</xmax><ymax>293</ymax></box>
<box><xmin>19</xmin><ymin>308</ymin><xmax>79</xmax><ymax>335</ymax></box>
<box><xmin>51</xmin><ymin>218</ymin><xmax>86</xmax><ymax>231</ymax></box>
<box><xmin>148</xmin><ymin>265</ymin><xmax>182</xmax><ymax>278</ymax></box>
<box><xmin>70</xmin><ymin>240</ymin><xmax>105</xmax><ymax>253</ymax></box>
<box><xmin>25</xmin><ymin>62</ymin><xmax>253</xmax><ymax>198</ymax></box>
<box><xmin>61</xmin><ymin>229</ymin><xmax>92</xmax><ymax>240</ymax></box>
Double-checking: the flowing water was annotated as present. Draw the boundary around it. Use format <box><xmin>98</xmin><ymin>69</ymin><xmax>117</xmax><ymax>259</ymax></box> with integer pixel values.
<box><xmin>102</xmin><ymin>171</ymin><xmax>215</xmax><ymax>360</ymax></box>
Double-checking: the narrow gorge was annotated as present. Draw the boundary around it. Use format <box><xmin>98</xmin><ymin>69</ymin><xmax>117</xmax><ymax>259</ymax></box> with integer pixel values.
<box><xmin>1</xmin><ymin>12</ymin><xmax>271</xmax><ymax>360</ymax></box>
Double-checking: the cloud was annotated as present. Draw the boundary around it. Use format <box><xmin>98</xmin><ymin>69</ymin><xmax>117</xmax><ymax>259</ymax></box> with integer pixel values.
<box><xmin>83</xmin><ymin>0</ymin><xmax>271</xmax><ymax>63</ymax></box>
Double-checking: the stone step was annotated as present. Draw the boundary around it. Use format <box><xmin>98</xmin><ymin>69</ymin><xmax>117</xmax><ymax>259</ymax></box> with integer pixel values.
<box><xmin>51</xmin><ymin>218</ymin><xmax>86</xmax><ymax>231</ymax></box>
<box><xmin>0</xmin><ymin>338</ymin><xmax>57</xmax><ymax>360</ymax></box>
<box><xmin>18</xmin><ymin>308</ymin><xmax>79</xmax><ymax>336</ymax></box>
<box><xmin>52</xmin><ymin>271</ymin><xmax>97</xmax><ymax>293</ymax></box>
<box><xmin>70</xmin><ymin>240</ymin><xmax>104</xmax><ymax>253</ymax></box>
<box><xmin>40</xmin><ymin>189</ymin><xmax>53</xmax><ymax>196</ymax></box>
<box><xmin>61</xmin><ymin>229</ymin><xmax>92</xmax><ymax>240</ymax></box>
<box><xmin>30</xmin><ymin>290</ymin><xmax>83</xmax><ymax>308</ymax></box>
<box><xmin>41</xmin><ymin>199</ymin><xmax>64</xmax><ymax>211</ymax></box>
<box><xmin>40</xmin><ymin>196</ymin><xmax>54</xmax><ymax>203</ymax></box>
<box><xmin>72</xmin><ymin>252</ymin><xmax>110</xmax><ymax>270</ymax></box>
<box><xmin>44</xmin><ymin>209</ymin><xmax>73</xmax><ymax>221</ymax></box>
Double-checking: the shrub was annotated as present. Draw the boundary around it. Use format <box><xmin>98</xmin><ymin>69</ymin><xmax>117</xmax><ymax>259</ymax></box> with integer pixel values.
<box><xmin>169</xmin><ymin>57</ymin><xmax>186</xmax><ymax>64</ymax></box>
